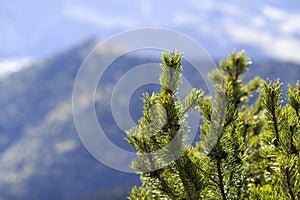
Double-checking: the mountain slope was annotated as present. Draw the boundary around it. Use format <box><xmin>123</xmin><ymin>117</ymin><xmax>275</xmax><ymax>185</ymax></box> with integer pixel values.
<box><xmin>0</xmin><ymin>39</ymin><xmax>140</xmax><ymax>200</ymax></box>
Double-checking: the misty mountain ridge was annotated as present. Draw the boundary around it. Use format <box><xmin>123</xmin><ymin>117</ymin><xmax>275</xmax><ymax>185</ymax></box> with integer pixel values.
<box><xmin>0</xmin><ymin>39</ymin><xmax>299</xmax><ymax>199</ymax></box>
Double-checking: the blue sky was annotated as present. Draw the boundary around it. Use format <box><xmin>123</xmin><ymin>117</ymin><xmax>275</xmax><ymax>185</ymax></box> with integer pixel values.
<box><xmin>1</xmin><ymin>0</ymin><xmax>300</xmax><ymax>73</ymax></box>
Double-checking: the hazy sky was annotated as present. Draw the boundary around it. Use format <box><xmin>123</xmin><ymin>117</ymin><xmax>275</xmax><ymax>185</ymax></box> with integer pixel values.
<box><xmin>1</xmin><ymin>0</ymin><xmax>300</xmax><ymax>64</ymax></box>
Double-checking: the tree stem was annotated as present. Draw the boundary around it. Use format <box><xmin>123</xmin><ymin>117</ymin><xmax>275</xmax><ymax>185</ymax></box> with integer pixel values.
<box><xmin>217</xmin><ymin>159</ymin><xmax>227</xmax><ymax>200</ymax></box>
<box><xmin>285</xmin><ymin>167</ymin><xmax>296</xmax><ymax>200</ymax></box>
<box><xmin>270</xmin><ymin>102</ymin><xmax>280</xmax><ymax>143</ymax></box>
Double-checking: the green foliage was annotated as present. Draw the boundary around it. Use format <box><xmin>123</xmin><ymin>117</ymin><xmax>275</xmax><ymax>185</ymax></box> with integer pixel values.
<box><xmin>255</xmin><ymin>79</ymin><xmax>300</xmax><ymax>200</ymax></box>
<box><xmin>126</xmin><ymin>51</ymin><xmax>204</xmax><ymax>199</ymax></box>
<box><xmin>126</xmin><ymin>50</ymin><xmax>300</xmax><ymax>199</ymax></box>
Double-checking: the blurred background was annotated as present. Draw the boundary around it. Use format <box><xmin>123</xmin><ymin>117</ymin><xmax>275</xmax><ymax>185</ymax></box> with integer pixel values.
<box><xmin>1</xmin><ymin>0</ymin><xmax>300</xmax><ymax>199</ymax></box>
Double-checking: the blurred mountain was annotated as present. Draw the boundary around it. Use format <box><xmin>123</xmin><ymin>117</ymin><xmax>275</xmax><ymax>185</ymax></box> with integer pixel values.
<box><xmin>0</xmin><ymin>39</ymin><xmax>299</xmax><ymax>200</ymax></box>
<box><xmin>0</xmin><ymin>39</ymin><xmax>141</xmax><ymax>200</ymax></box>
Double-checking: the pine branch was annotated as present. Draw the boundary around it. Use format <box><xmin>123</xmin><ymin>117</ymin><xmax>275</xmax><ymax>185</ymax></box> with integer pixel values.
<box><xmin>126</xmin><ymin>49</ymin><xmax>299</xmax><ymax>199</ymax></box>
<box><xmin>261</xmin><ymin>80</ymin><xmax>282</xmax><ymax>146</ymax></box>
